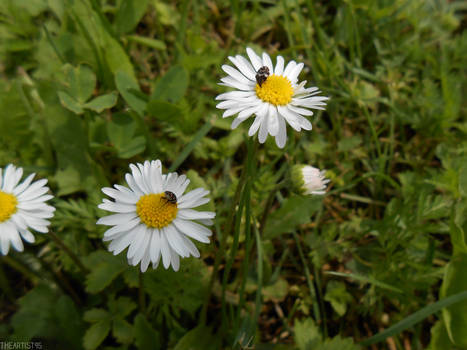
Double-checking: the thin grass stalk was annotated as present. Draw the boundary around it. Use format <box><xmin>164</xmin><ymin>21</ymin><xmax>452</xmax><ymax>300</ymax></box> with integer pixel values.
<box><xmin>200</xmin><ymin>139</ymin><xmax>251</xmax><ymax>325</ymax></box>
<box><xmin>221</xmin><ymin>139</ymin><xmax>257</xmax><ymax>335</ymax></box>
<box><xmin>253</xmin><ymin>224</ymin><xmax>263</xmax><ymax>323</ymax></box>
<box><xmin>236</xmin><ymin>171</ymin><xmax>254</xmax><ymax>324</ymax></box>
<box><xmin>291</xmin><ymin>230</ymin><xmax>323</xmax><ymax>334</ymax></box>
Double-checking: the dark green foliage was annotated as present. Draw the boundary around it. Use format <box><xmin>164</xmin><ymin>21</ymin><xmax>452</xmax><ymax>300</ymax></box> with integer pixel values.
<box><xmin>0</xmin><ymin>0</ymin><xmax>465</xmax><ymax>349</ymax></box>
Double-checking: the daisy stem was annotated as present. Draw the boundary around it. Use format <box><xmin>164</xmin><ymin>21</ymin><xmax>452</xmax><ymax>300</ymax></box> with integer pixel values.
<box><xmin>292</xmin><ymin>229</ymin><xmax>326</xmax><ymax>337</ymax></box>
<box><xmin>139</xmin><ymin>270</ymin><xmax>146</xmax><ymax>314</ymax></box>
<box><xmin>199</xmin><ymin>158</ymin><xmax>247</xmax><ymax>325</ymax></box>
<box><xmin>236</xmin><ymin>177</ymin><xmax>253</xmax><ymax>324</ymax></box>
<box><xmin>48</xmin><ymin>231</ymin><xmax>88</xmax><ymax>274</ymax></box>
<box><xmin>253</xmin><ymin>224</ymin><xmax>263</xmax><ymax>323</ymax></box>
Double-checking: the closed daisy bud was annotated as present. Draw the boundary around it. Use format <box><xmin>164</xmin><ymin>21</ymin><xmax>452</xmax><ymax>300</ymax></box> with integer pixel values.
<box><xmin>0</xmin><ymin>164</ymin><xmax>55</xmax><ymax>255</ymax></box>
<box><xmin>291</xmin><ymin>164</ymin><xmax>330</xmax><ymax>195</ymax></box>
<box><xmin>97</xmin><ymin>160</ymin><xmax>216</xmax><ymax>272</ymax></box>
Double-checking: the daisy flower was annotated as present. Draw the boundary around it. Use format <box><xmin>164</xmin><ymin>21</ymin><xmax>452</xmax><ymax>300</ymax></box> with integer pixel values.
<box><xmin>97</xmin><ymin>160</ymin><xmax>215</xmax><ymax>272</ymax></box>
<box><xmin>216</xmin><ymin>47</ymin><xmax>329</xmax><ymax>148</ymax></box>
<box><xmin>292</xmin><ymin>164</ymin><xmax>330</xmax><ymax>195</ymax></box>
<box><xmin>0</xmin><ymin>164</ymin><xmax>55</xmax><ymax>255</ymax></box>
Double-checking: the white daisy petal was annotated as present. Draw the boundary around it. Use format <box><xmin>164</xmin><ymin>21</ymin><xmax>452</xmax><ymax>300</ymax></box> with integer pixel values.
<box><xmin>262</xmin><ymin>52</ymin><xmax>273</xmax><ymax>73</ymax></box>
<box><xmin>97</xmin><ymin>213</ymin><xmax>138</xmax><ymax>226</ymax></box>
<box><xmin>287</xmin><ymin>62</ymin><xmax>304</xmax><ymax>83</ymax></box>
<box><xmin>173</xmin><ymin>219</ymin><xmax>211</xmax><ymax>243</ymax></box>
<box><xmin>282</xmin><ymin>60</ymin><xmax>297</xmax><ymax>77</ymax></box>
<box><xmin>246</xmin><ymin>47</ymin><xmax>263</xmax><ymax>71</ymax></box>
<box><xmin>164</xmin><ymin>225</ymin><xmax>188</xmax><ymax>257</ymax></box>
<box><xmin>97</xmin><ymin>160</ymin><xmax>214</xmax><ymax>272</ymax></box>
<box><xmin>220</xmin><ymin>77</ymin><xmax>253</xmax><ymax>91</ymax></box>
<box><xmin>267</xmin><ymin>105</ymin><xmax>279</xmax><ymax>136</ymax></box>
<box><xmin>12</xmin><ymin>173</ymin><xmax>35</xmax><ymax>196</ymax></box>
<box><xmin>222</xmin><ymin>65</ymin><xmax>251</xmax><ymax>85</ymax></box>
<box><xmin>170</xmin><ymin>249</ymin><xmax>180</xmax><ymax>271</ymax></box>
<box><xmin>0</xmin><ymin>165</ymin><xmax>54</xmax><ymax>254</ymax></box>
<box><xmin>102</xmin><ymin>187</ymin><xmax>138</xmax><ymax>204</ymax></box>
<box><xmin>228</xmin><ymin>55</ymin><xmax>256</xmax><ymax>81</ymax></box>
<box><xmin>216</xmin><ymin>48</ymin><xmax>328</xmax><ymax>146</ymax></box>
<box><xmin>149</xmin><ymin>229</ymin><xmax>161</xmax><ymax>263</ymax></box>
<box><xmin>177</xmin><ymin>209</ymin><xmax>216</xmax><ymax>221</ymax></box>
<box><xmin>275</xmin><ymin>115</ymin><xmax>287</xmax><ymax>149</ymax></box>
<box><xmin>248</xmin><ymin>114</ymin><xmax>265</xmax><ymax>137</ymax></box>
<box><xmin>275</xmin><ymin>56</ymin><xmax>285</xmax><ymax>76</ymax></box>
<box><xmin>180</xmin><ymin>235</ymin><xmax>200</xmax><ymax>258</ymax></box>
<box><xmin>258</xmin><ymin>113</ymin><xmax>269</xmax><ymax>143</ymax></box>
<box><xmin>160</xmin><ymin>232</ymin><xmax>171</xmax><ymax>269</ymax></box>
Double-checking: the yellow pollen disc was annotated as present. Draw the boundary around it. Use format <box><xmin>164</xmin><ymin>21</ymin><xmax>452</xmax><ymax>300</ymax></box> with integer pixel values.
<box><xmin>0</xmin><ymin>191</ymin><xmax>18</xmax><ymax>223</ymax></box>
<box><xmin>136</xmin><ymin>193</ymin><xmax>178</xmax><ymax>229</ymax></box>
<box><xmin>255</xmin><ymin>74</ymin><xmax>294</xmax><ymax>106</ymax></box>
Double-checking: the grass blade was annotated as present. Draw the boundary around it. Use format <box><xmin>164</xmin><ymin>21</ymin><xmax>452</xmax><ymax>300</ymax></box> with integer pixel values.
<box><xmin>168</xmin><ymin>120</ymin><xmax>213</xmax><ymax>172</ymax></box>
<box><xmin>325</xmin><ymin>271</ymin><xmax>403</xmax><ymax>293</ymax></box>
<box><xmin>360</xmin><ymin>291</ymin><xmax>467</xmax><ymax>346</ymax></box>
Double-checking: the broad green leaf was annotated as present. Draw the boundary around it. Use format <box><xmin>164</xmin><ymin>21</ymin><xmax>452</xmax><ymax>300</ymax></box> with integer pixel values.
<box><xmin>264</xmin><ymin>195</ymin><xmax>322</xmax><ymax>239</ymax></box>
<box><xmin>324</xmin><ymin>281</ymin><xmax>353</xmax><ymax>316</ymax></box>
<box><xmin>11</xmin><ymin>284</ymin><xmax>58</xmax><ymax>341</ymax></box>
<box><xmin>459</xmin><ymin>164</ymin><xmax>467</xmax><ymax>198</ymax></box>
<box><xmin>134</xmin><ymin>314</ymin><xmax>160</xmax><ymax>350</ymax></box>
<box><xmin>151</xmin><ymin>65</ymin><xmax>189</xmax><ymax>103</ymax></box>
<box><xmin>294</xmin><ymin>318</ymin><xmax>321</xmax><ymax>350</ymax></box>
<box><xmin>318</xmin><ymin>336</ymin><xmax>361</xmax><ymax>350</ymax></box>
<box><xmin>112</xmin><ymin>319</ymin><xmax>133</xmax><ymax>344</ymax></box>
<box><xmin>449</xmin><ymin>201</ymin><xmax>467</xmax><ymax>254</ymax></box>
<box><xmin>83</xmin><ymin>320</ymin><xmax>111</xmax><ymax>350</ymax></box>
<box><xmin>84</xmin><ymin>309</ymin><xmax>111</xmax><ymax>323</ymax></box>
<box><xmin>108</xmin><ymin>297</ymin><xmax>137</xmax><ymax>318</ymax></box>
<box><xmin>45</xmin><ymin>105</ymin><xmax>107</xmax><ymax>195</ymax></box>
<box><xmin>262</xmin><ymin>278</ymin><xmax>289</xmax><ymax>302</ymax></box>
<box><xmin>104</xmin><ymin>35</ymin><xmax>137</xmax><ymax>82</ymax></box>
<box><xmin>64</xmin><ymin>64</ymin><xmax>96</xmax><ymax>104</ymax></box>
<box><xmin>427</xmin><ymin>321</ymin><xmax>455</xmax><ymax>350</ymax></box>
<box><xmin>11</xmin><ymin>285</ymin><xmax>83</xmax><ymax>348</ymax></box>
<box><xmin>84</xmin><ymin>251</ymin><xmax>129</xmax><ymax>293</ymax></box>
<box><xmin>144</xmin><ymin>259</ymin><xmax>209</xmax><ymax>316</ymax></box>
<box><xmin>174</xmin><ymin>325</ymin><xmax>220</xmax><ymax>350</ymax></box>
<box><xmin>441</xmin><ymin>253</ymin><xmax>467</xmax><ymax>348</ymax></box>
<box><xmin>338</xmin><ymin>136</ymin><xmax>362</xmax><ymax>152</ymax></box>
<box><xmin>115</xmin><ymin>71</ymin><xmax>146</xmax><ymax>116</ymax></box>
<box><xmin>126</xmin><ymin>35</ymin><xmax>166</xmax><ymax>50</ymax></box>
<box><xmin>83</xmin><ymin>92</ymin><xmax>118</xmax><ymax>113</ymax></box>
<box><xmin>58</xmin><ymin>91</ymin><xmax>84</xmax><ymax>114</ymax></box>
<box><xmin>106</xmin><ymin>113</ymin><xmax>146</xmax><ymax>158</ymax></box>
<box><xmin>114</xmin><ymin>0</ymin><xmax>149</xmax><ymax>35</ymax></box>
<box><xmin>147</xmin><ymin>99</ymin><xmax>182</xmax><ymax>122</ymax></box>
<box><xmin>118</xmin><ymin>136</ymin><xmax>146</xmax><ymax>159</ymax></box>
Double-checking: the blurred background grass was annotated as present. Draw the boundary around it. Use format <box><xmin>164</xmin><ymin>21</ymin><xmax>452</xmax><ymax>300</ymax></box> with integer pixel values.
<box><xmin>0</xmin><ymin>0</ymin><xmax>466</xmax><ymax>349</ymax></box>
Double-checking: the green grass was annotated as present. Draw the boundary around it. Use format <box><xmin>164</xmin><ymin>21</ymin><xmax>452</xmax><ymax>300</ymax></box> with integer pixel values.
<box><xmin>0</xmin><ymin>0</ymin><xmax>466</xmax><ymax>349</ymax></box>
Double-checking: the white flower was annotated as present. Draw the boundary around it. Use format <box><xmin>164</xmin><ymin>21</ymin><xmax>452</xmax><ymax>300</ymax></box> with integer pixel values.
<box><xmin>97</xmin><ymin>160</ymin><xmax>215</xmax><ymax>272</ymax></box>
<box><xmin>292</xmin><ymin>165</ymin><xmax>330</xmax><ymax>195</ymax></box>
<box><xmin>0</xmin><ymin>164</ymin><xmax>55</xmax><ymax>255</ymax></box>
<box><xmin>216</xmin><ymin>47</ymin><xmax>329</xmax><ymax>148</ymax></box>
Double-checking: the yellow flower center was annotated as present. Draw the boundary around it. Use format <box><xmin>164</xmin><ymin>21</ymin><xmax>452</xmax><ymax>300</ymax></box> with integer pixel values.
<box><xmin>0</xmin><ymin>191</ymin><xmax>17</xmax><ymax>223</ymax></box>
<box><xmin>255</xmin><ymin>75</ymin><xmax>294</xmax><ymax>106</ymax></box>
<box><xmin>136</xmin><ymin>193</ymin><xmax>178</xmax><ymax>229</ymax></box>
